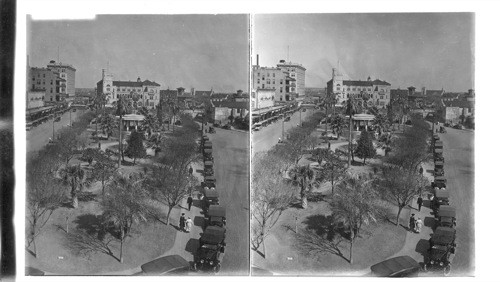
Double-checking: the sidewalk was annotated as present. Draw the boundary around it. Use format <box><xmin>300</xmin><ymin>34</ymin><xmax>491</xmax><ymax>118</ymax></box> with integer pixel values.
<box><xmin>103</xmin><ymin>158</ymin><xmax>206</xmax><ymax>275</ymax></box>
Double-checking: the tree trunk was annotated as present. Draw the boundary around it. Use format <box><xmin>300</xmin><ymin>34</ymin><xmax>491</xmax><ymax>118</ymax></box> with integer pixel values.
<box><xmin>348</xmin><ymin>117</ymin><xmax>352</xmax><ymax>167</ymax></box>
<box><xmin>301</xmin><ymin>185</ymin><xmax>308</xmax><ymax>209</ymax></box>
<box><xmin>102</xmin><ymin>179</ymin><xmax>106</xmax><ymax>196</ymax></box>
<box><xmin>396</xmin><ymin>206</ymin><xmax>403</xmax><ymax>226</ymax></box>
<box><xmin>120</xmin><ymin>227</ymin><xmax>124</xmax><ymax>263</ymax></box>
<box><xmin>363</xmin><ymin>157</ymin><xmax>366</xmax><ymax>165</ymax></box>
<box><xmin>33</xmin><ymin>237</ymin><xmax>37</xmax><ymax>258</ymax></box>
<box><xmin>72</xmin><ymin>193</ymin><xmax>79</xmax><ymax>208</ymax></box>
<box><xmin>349</xmin><ymin>239</ymin><xmax>354</xmax><ymax>264</ymax></box>
<box><xmin>118</xmin><ymin>116</ymin><xmax>122</xmax><ymax>168</ymax></box>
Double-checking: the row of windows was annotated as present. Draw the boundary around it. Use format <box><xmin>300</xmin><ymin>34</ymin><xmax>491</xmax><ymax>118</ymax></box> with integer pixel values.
<box><xmin>257</xmin><ymin>72</ymin><xmax>277</xmax><ymax>78</ymax></box>
<box><xmin>336</xmin><ymin>86</ymin><xmax>387</xmax><ymax>93</ymax></box>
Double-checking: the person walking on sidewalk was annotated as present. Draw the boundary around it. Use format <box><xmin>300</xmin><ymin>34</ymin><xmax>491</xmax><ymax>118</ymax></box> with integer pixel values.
<box><xmin>415</xmin><ymin>217</ymin><xmax>423</xmax><ymax>233</ymax></box>
<box><xmin>179</xmin><ymin>213</ymin><xmax>186</xmax><ymax>232</ymax></box>
<box><xmin>187</xmin><ymin>195</ymin><xmax>193</xmax><ymax>211</ymax></box>
<box><xmin>185</xmin><ymin>217</ymin><xmax>193</xmax><ymax>233</ymax></box>
<box><xmin>189</xmin><ymin>166</ymin><xmax>193</xmax><ymax>175</ymax></box>
<box><xmin>409</xmin><ymin>214</ymin><xmax>416</xmax><ymax>232</ymax></box>
<box><xmin>417</xmin><ymin>195</ymin><xmax>424</xmax><ymax>211</ymax></box>
<box><xmin>419</xmin><ymin>166</ymin><xmax>423</xmax><ymax>175</ymax></box>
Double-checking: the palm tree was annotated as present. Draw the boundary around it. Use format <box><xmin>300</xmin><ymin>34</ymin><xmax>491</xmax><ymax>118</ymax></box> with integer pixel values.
<box><xmin>101</xmin><ymin>173</ymin><xmax>149</xmax><ymax>263</ymax></box>
<box><xmin>58</xmin><ymin>164</ymin><xmax>87</xmax><ymax>208</ymax></box>
<box><xmin>115</xmin><ymin>96</ymin><xmax>133</xmax><ymax>167</ymax></box>
<box><xmin>344</xmin><ymin>97</ymin><xmax>362</xmax><ymax>167</ymax></box>
<box><xmin>289</xmin><ymin>165</ymin><xmax>316</xmax><ymax>209</ymax></box>
<box><xmin>101</xmin><ymin>114</ymin><xmax>117</xmax><ymax>139</ymax></box>
<box><xmin>141</xmin><ymin>113</ymin><xmax>158</xmax><ymax>137</ymax></box>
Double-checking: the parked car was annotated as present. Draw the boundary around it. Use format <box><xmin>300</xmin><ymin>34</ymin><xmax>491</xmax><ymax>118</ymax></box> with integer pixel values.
<box><xmin>370</xmin><ymin>255</ymin><xmax>420</xmax><ymax>277</ymax></box>
<box><xmin>252</xmin><ymin>122</ymin><xmax>262</xmax><ymax>131</ymax></box>
<box><xmin>194</xmin><ymin>226</ymin><xmax>226</xmax><ymax>273</ymax></box>
<box><xmin>431</xmin><ymin>188</ymin><xmax>450</xmax><ymax>213</ymax></box>
<box><xmin>206</xmin><ymin>205</ymin><xmax>226</xmax><ymax>228</ymax></box>
<box><xmin>222</xmin><ymin>124</ymin><xmax>231</xmax><ymax>130</ymax></box>
<box><xmin>202</xmin><ymin>187</ymin><xmax>219</xmax><ymax>212</ymax></box>
<box><xmin>453</xmin><ymin>124</ymin><xmax>464</xmax><ymax>130</ymax></box>
<box><xmin>424</xmin><ymin>227</ymin><xmax>457</xmax><ymax>276</ymax></box>
<box><xmin>435</xmin><ymin>205</ymin><xmax>457</xmax><ymax>228</ymax></box>
<box><xmin>140</xmin><ymin>255</ymin><xmax>191</xmax><ymax>275</ymax></box>
<box><xmin>432</xmin><ymin>175</ymin><xmax>447</xmax><ymax>189</ymax></box>
<box><xmin>284</xmin><ymin>116</ymin><xmax>291</xmax><ymax>122</ymax></box>
<box><xmin>54</xmin><ymin>116</ymin><xmax>61</xmax><ymax>122</ymax></box>
<box><xmin>434</xmin><ymin>160</ymin><xmax>444</xmax><ymax>176</ymax></box>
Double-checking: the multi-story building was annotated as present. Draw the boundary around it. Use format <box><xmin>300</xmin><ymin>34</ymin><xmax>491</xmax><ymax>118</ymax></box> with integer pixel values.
<box><xmin>96</xmin><ymin>69</ymin><xmax>161</xmax><ymax>109</ymax></box>
<box><xmin>26</xmin><ymin>89</ymin><xmax>45</xmax><ymax>109</ymax></box>
<box><xmin>251</xmin><ymin>89</ymin><xmax>275</xmax><ymax>110</ymax></box>
<box><xmin>46</xmin><ymin>60</ymin><xmax>76</xmax><ymax>102</ymax></box>
<box><xmin>252</xmin><ymin>55</ymin><xmax>307</xmax><ymax>102</ymax></box>
<box><xmin>276</xmin><ymin>60</ymin><xmax>306</xmax><ymax>98</ymax></box>
<box><xmin>327</xmin><ymin>68</ymin><xmax>391</xmax><ymax>108</ymax></box>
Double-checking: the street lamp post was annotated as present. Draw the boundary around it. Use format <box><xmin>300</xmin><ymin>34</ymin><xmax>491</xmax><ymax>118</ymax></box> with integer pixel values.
<box><xmin>69</xmin><ymin>107</ymin><xmax>72</xmax><ymax>127</ymax></box>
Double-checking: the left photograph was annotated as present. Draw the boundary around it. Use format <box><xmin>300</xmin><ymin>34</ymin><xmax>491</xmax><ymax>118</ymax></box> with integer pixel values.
<box><xmin>25</xmin><ymin>14</ymin><xmax>250</xmax><ymax>276</ymax></box>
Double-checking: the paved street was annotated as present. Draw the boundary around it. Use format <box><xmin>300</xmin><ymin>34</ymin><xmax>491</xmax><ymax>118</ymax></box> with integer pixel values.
<box><xmin>26</xmin><ymin>109</ymin><xmax>83</xmax><ymax>154</ymax></box>
<box><xmin>440</xmin><ymin>127</ymin><xmax>474</xmax><ymax>275</ymax></box>
<box><xmin>252</xmin><ymin>109</ymin><xmax>313</xmax><ymax>154</ymax></box>
<box><xmin>210</xmin><ymin>128</ymin><xmax>249</xmax><ymax>275</ymax></box>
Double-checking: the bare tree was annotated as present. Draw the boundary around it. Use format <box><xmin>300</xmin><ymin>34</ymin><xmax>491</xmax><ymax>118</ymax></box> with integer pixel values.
<box><xmin>101</xmin><ymin>173</ymin><xmax>150</xmax><ymax>263</ymax></box>
<box><xmin>330</xmin><ymin>175</ymin><xmax>379</xmax><ymax>264</ymax></box>
<box><xmin>144</xmin><ymin>163</ymin><xmax>198</xmax><ymax>225</ymax></box>
<box><xmin>251</xmin><ymin>153</ymin><xmax>297</xmax><ymax>257</ymax></box>
<box><xmin>322</xmin><ymin>150</ymin><xmax>348</xmax><ymax>194</ymax></box>
<box><xmin>91</xmin><ymin>151</ymin><xmax>117</xmax><ymax>196</ymax></box>
<box><xmin>26</xmin><ymin>158</ymin><xmax>65</xmax><ymax>257</ymax></box>
<box><xmin>378</xmin><ymin>167</ymin><xmax>429</xmax><ymax>226</ymax></box>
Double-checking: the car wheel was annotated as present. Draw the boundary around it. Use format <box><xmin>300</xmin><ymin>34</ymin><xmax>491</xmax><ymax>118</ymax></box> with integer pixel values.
<box><xmin>214</xmin><ymin>263</ymin><xmax>221</xmax><ymax>273</ymax></box>
<box><xmin>443</xmin><ymin>265</ymin><xmax>451</xmax><ymax>276</ymax></box>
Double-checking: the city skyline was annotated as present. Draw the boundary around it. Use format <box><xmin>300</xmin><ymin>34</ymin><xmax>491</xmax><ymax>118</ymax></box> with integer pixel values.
<box><xmin>254</xmin><ymin>13</ymin><xmax>474</xmax><ymax>92</ymax></box>
<box><xmin>28</xmin><ymin>14</ymin><xmax>249</xmax><ymax>92</ymax></box>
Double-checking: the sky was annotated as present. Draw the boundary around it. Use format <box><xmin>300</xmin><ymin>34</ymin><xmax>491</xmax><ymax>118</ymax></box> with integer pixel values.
<box><xmin>28</xmin><ymin>14</ymin><xmax>249</xmax><ymax>92</ymax></box>
<box><xmin>254</xmin><ymin>13</ymin><xmax>474</xmax><ymax>92</ymax></box>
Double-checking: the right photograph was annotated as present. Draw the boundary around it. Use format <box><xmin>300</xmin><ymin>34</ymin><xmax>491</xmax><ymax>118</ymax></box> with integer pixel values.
<box><xmin>250</xmin><ymin>13</ymin><xmax>474</xmax><ymax>277</ymax></box>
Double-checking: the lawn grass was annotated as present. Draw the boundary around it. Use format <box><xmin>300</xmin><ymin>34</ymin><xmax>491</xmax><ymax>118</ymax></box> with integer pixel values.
<box><xmin>252</xmin><ymin>199</ymin><xmax>407</xmax><ymax>276</ymax></box>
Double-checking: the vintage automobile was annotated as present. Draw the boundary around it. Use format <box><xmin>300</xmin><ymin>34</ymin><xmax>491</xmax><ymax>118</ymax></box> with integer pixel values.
<box><xmin>434</xmin><ymin>140</ymin><xmax>443</xmax><ymax>150</ymax></box>
<box><xmin>424</xmin><ymin>226</ymin><xmax>457</xmax><ymax>276</ymax></box>
<box><xmin>432</xmin><ymin>175</ymin><xmax>447</xmax><ymax>189</ymax></box>
<box><xmin>434</xmin><ymin>154</ymin><xmax>445</xmax><ymax>163</ymax></box>
<box><xmin>221</xmin><ymin>124</ymin><xmax>231</xmax><ymax>130</ymax></box>
<box><xmin>206</xmin><ymin>205</ymin><xmax>226</xmax><ymax>228</ymax></box>
<box><xmin>204</xmin><ymin>160</ymin><xmax>214</xmax><ymax>176</ymax></box>
<box><xmin>203</xmin><ymin>148</ymin><xmax>214</xmax><ymax>162</ymax></box>
<box><xmin>202</xmin><ymin>187</ymin><xmax>219</xmax><ymax>212</ymax></box>
<box><xmin>434</xmin><ymin>148</ymin><xmax>444</xmax><ymax>158</ymax></box>
<box><xmin>431</xmin><ymin>188</ymin><xmax>450</xmax><ymax>213</ymax></box>
<box><xmin>208</xmin><ymin>127</ymin><xmax>216</xmax><ymax>134</ymax></box>
<box><xmin>194</xmin><ymin>226</ymin><xmax>226</xmax><ymax>273</ymax></box>
<box><xmin>435</xmin><ymin>205</ymin><xmax>457</xmax><ymax>228</ymax></box>
<box><xmin>140</xmin><ymin>255</ymin><xmax>191</xmax><ymax>275</ymax></box>
<box><xmin>434</xmin><ymin>160</ymin><xmax>444</xmax><ymax>176</ymax></box>
<box><xmin>440</xmin><ymin>127</ymin><xmax>447</xmax><ymax>133</ymax></box>
<box><xmin>201</xmin><ymin>134</ymin><xmax>209</xmax><ymax>144</ymax></box>
<box><xmin>203</xmin><ymin>141</ymin><xmax>213</xmax><ymax>150</ymax></box>
<box><xmin>202</xmin><ymin>175</ymin><xmax>216</xmax><ymax>189</ymax></box>
<box><xmin>252</xmin><ymin>122</ymin><xmax>262</xmax><ymax>131</ymax></box>
<box><xmin>284</xmin><ymin>116</ymin><xmax>291</xmax><ymax>122</ymax></box>
<box><xmin>433</xmin><ymin>134</ymin><xmax>440</xmax><ymax>142</ymax></box>
<box><xmin>370</xmin><ymin>255</ymin><xmax>420</xmax><ymax>277</ymax></box>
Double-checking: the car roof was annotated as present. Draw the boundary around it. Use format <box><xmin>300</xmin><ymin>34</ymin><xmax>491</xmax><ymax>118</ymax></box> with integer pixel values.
<box><xmin>201</xmin><ymin>226</ymin><xmax>226</xmax><ymax>244</ymax></box>
<box><xmin>434</xmin><ymin>176</ymin><xmax>446</xmax><ymax>181</ymax></box>
<box><xmin>433</xmin><ymin>227</ymin><xmax>456</xmax><ymax>245</ymax></box>
<box><xmin>435</xmin><ymin>140</ymin><xmax>443</xmax><ymax>145</ymax></box>
<box><xmin>434</xmin><ymin>189</ymin><xmax>449</xmax><ymax>198</ymax></box>
<box><xmin>370</xmin><ymin>256</ymin><xmax>420</xmax><ymax>277</ymax></box>
<box><xmin>140</xmin><ymin>255</ymin><xmax>190</xmax><ymax>274</ymax></box>
<box><xmin>204</xmin><ymin>188</ymin><xmax>219</xmax><ymax>197</ymax></box>
<box><xmin>205</xmin><ymin>175</ymin><xmax>216</xmax><ymax>181</ymax></box>
<box><xmin>204</xmin><ymin>161</ymin><xmax>213</xmax><ymax>165</ymax></box>
<box><xmin>208</xmin><ymin>205</ymin><xmax>226</xmax><ymax>217</ymax></box>
<box><xmin>438</xmin><ymin>206</ymin><xmax>456</xmax><ymax>217</ymax></box>
<box><xmin>435</xmin><ymin>161</ymin><xmax>444</xmax><ymax>165</ymax></box>
<box><xmin>434</xmin><ymin>148</ymin><xmax>443</xmax><ymax>153</ymax></box>
<box><xmin>204</xmin><ymin>148</ymin><xmax>213</xmax><ymax>153</ymax></box>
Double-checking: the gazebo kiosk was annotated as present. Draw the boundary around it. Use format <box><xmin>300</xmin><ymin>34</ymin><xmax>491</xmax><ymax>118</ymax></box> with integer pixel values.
<box><xmin>120</xmin><ymin>114</ymin><xmax>145</xmax><ymax>132</ymax></box>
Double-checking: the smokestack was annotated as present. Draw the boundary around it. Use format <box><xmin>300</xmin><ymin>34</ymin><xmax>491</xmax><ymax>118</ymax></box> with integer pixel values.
<box><xmin>257</xmin><ymin>54</ymin><xmax>259</xmax><ymax>66</ymax></box>
<box><xmin>102</xmin><ymin>69</ymin><xmax>105</xmax><ymax>80</ymax></box>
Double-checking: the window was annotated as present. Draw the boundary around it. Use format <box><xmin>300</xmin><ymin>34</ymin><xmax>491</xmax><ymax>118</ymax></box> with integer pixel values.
<box><xmin>336</xmin><ymin>87</ymin><xmax>341</xmax><ymax>91</ymax></box>
<box><xmin>257</xmin><ymin>79</ymin><xmax>260</xmax><ymax>84</ymax></box>
<box><xmin>280</xmin><ymin>87</ymin><xmax>283</xmax><ymax>93</ymax></box>
<box><xmin>50</xmin><ymin>88</ymin><xmax>53</xmax><ymax>93</ymax></box>
<box><xmin>106</xmin><ymin>88</ymin><xmax>110</xmax><ymax>92</ymax></box>
<box><xmin>50</xmin><ymin>80</ymin><xmax>53</xmax><ymax>85</ymax></box>
<box><xmin>272</xmin><ymin>80</ymin><xmax>275</xmax><ymax>84</ymax></box>
<box><xmin>280</xmin><ymin>79</ymin><xmax>283</xmax><ymax>84</ymax></box>
<box><xmin>257</xmin><ymin>73</ymin><xmax>260</xmax><ymax>76</ymax></box>
<box><xmin>262</xmin><ymin>84</ymin><xmax>264</xmax><ymax>88</ymax></box>
<box><xmin>267</xmin><ymin>73</ymin><xmax>270</xmax><ymax>77</ymax></box>
<box><xmin>43</xmin><ymin>74</ymin><xmax>45</xmax><ymax>78</ymax></box>
<box><xmin>273</xmin><ymin>73</ymin><xmax>275</xmax><ymax>77</ymax></box>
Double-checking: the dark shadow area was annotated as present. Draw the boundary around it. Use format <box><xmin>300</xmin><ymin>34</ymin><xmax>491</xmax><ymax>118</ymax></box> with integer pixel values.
<box><xmin>196</xmin><ymin>169</ymin><xmax>204</xmax><ymax>174</ymax></box>
<box><xmin>25</xmin><ymin>247</ymin><xmax>36</xmax><ymax>258</ymax></box>
<box><xmin>424</xmin><ymin>216</ymin><xmax>435</xmax><ymax>228</ymax></box>
<box><xmin>193</xmin><ymin>216</ymin><xmax>205</xmax><ymax>228</ymax></box>
<box><xmin>169</xmin><ymin>223</ymin><xmax>182</xmax><ymax>232</ymax></box>
<box><xmin>415</xmin><ymin>238</ymin><xmax>430</xmax><ymax>256</ymax></box>
<box><xmin>191</xmin><ymin>199</ymin><xmax>202</xmax><ymax>209</ymax></box>
<box><xmin>422</xmin><ymin>199</ymin><xmax>431</xmax><ymax>208</ymax></box>
<box><xmin>302</xmin><ymin>214</ymin><xmax>349</xmax><ymax>240</ymax></box>
<box><xmin>185</xmin><ymin>238</ymin><xmax>199</xmax><ymax>255</ymax></box>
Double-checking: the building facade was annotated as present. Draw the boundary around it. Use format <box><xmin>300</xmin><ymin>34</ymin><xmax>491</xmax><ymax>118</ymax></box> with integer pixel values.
<box><xmin>96</xmin><ymin>69</ymin><xmax>161</xmax><ymax>109</ymax></box>
<box><xmin>46</xmin><ymin>61</ymin><xmax>76</xmax><ymax>102</ymax></box>
<box><xmin>28</xmin><ymin>61</ymin><xmax>77</xmax><ymax>103</ymax></box>
<box><xmin>252</xmin><ymin>89</ymin><xmax>275</xmax><ymax>110</ymax></box>
<box><xmin>327</xmin><ymin>71</ymin><xmax>391</xmax><ymax>108</ymax></box>
<box><xmin>26</xmin><ymin>89</ymin><xmax>45</xmax><ymax>109</ymax></box>
<box><xmin>252</xmin><ymin>56</ymin><xmax>307</xmax><ymax>102</ymax></box>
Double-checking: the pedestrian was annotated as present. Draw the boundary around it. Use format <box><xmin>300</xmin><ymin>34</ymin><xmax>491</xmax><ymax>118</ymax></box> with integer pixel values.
<box><xmin>419</xmin><ymin>166</ymin><xmax>423</xmax><ymax>175</ymax></box>
<box><xmin>328</xmin><ymin>142</ymin><xmax>331</xmax><ymax>150</ymax></box>
<box><xmin>98</xmin><ymin>142</ymin><xmax>101</xmax><ymax>149</ymax></box>
<box><xmin>417</xmin><ymin>195</ymin><xmax>423</xmax><ymax>211</ymax></box>
<box><xmin>179</xmin><ymin>213</ymin><xmax>186</xmax><ymax>232</ymax></box>
<box><xmin>415</xmin><ymin>217</ymin><xmax>423</xmax><ymax>233</ymax></box>
<box><xmin>409</xmin><ymin>213</ymin><xmax>416</xmax><ymax>232</ymax></box>
<box><xmin>373</xmin><ymin>166</ymin><xmax>378</xmax><ymax>175</ymax></box>
<box><xmin>187</xmin><ymin>195</ymin><xmax>193</xmax><ymax>211</ymax></box>
<box><xmin>189</xmin><ymin>166</ymin><xmax>193</xmax><ymax>175</ymax></box>
<box><xmin>185</xmin><ymin>217</ymin><xmax>193</xmax><ymax>233</ymax></box>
